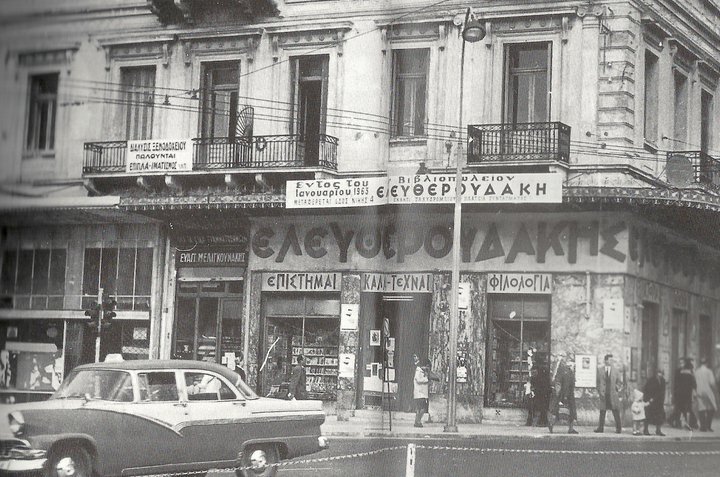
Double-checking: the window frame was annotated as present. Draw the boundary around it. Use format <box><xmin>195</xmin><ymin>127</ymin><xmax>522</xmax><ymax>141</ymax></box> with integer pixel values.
<box><xmin>81</xmin><ymin>246</ymin><xmax>153</xmax><ymax>311</ymax></box>
<box><xmin>673</xmin><ymin>70</ymin><xmax>689</xmax><ymax>149</ymax></box>
<box><xmin>700</xmin><ymin>89</ymin><xmax>714</xmax><ymax>153</ymax></box>
<box><xmin>0</xmin><ymin>247</ymin><xmax>67</xmax><ymax>310</ymax></box>
<box><xmin>120</xmin><ymin>65</ymin><xmax>157</xmax><ymax>141</ymax></box>
<box><xmin>199</xmin><ymin>60</ymin><xmax>241</xmax><ymax>140</ymax></box>
<box><xmin>503</xmin><ymin>42</ymin><xmax>552</xmax><ymax>124</ymax></box>
<box><xmin>390</xmin><ymin>48</ymin><xmax>430</xmax><ymax>138</ymax></box>
<box><xmin>24</xmin><ymin>72</ymin><xmax>59</xmax><ymax>158</ymax></box>
<box><xmin>643</xmin><ymin>49</ymin><xmax>660</xmax><ymax>146</ymax></box>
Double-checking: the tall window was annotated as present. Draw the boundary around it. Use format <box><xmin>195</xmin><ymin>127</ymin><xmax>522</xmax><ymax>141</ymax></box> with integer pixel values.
<box><xmin>673</xmin><ymin>72</ymin><xmax>688</xmax><ymax>148</ymax></box>
<box><xmin>644</xmin><ymin>51</ymin><xmax>659</xmax><ymax>144</ymax></box>
<box><xmin>504</xmin><ymin>43</ymin><xmax>551</xmax><ymax>123</ymax></box>
<box><xmin>82</xmin><ymin>247</ymin><xmax>153</xmax><ymax>311</ymax></box>
<box><xmin>1</xmin><ymin>248</ymin><xmax>66</xmax><ymax>309</ymax></box>
<box><xmin>291</xmin><ymin>55</ymin><xmax>329</xmax><ymax>165</ymax></box>
<box><xmin>25</xmin><ymin>73</ymin><xmax>59</xmax><ymax>155</ymax></box>
<box><xmin>701</xmin><ymin>90</ymin><xmax>714</xmax><ymax>152</ymax></box>
<box><xmin>121</xmin><ymin>66</ymin><xmax>156</xmax><ymax>140</ymax></box>
<box><xmin>200</xmin><ymin>62</ymin><xmax>239</xmax><ymax>139</ymax></box>
<box><xmin>391</xmin><ymin>49</ymin><xmax>429</xmax><ymax>137</ymax></box>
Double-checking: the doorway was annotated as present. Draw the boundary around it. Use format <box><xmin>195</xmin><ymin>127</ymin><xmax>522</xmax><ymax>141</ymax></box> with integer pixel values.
<box><xmin>359</xmin><ymin>293</ymin><xmax>431</xmax><ymax>412</ymax></box>
<box><xmin>292</xmin><ymin>55</ymin><xmax>328</xmax><ymax>166</ymax></box>
<box><xmin>640</xmin><ymin>302</ymin><xmax>659</xmax><ymax>383</ymax></box>
<box><xmin>172</xmin><ymin>281</ymin><xmax>243</xmax><ymax>364</ymax></box>
<box><xmin>485</xmin><ymin>295</ymin><xmax>551</xmax><ymax>408</ymax></box>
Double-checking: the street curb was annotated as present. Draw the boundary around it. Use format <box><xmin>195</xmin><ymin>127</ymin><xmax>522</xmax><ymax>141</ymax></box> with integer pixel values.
<box><xmin>322</xmin><ymin>430</ymin><xmax>720</xmax><ymax>442</ymax></box>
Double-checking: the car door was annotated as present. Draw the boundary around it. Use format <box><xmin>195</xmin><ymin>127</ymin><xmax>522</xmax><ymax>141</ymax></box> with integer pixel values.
<box><xmin>181</xmin><ymin>370</ymin><xmax>250</xmax><ymax>466</ymax></box>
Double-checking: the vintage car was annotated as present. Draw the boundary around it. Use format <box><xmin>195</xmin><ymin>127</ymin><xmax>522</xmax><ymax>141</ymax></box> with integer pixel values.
<box><xmin>0</xmin><ymin>359</ymin><xmax>328</xmax><ymax>477</ymax></box>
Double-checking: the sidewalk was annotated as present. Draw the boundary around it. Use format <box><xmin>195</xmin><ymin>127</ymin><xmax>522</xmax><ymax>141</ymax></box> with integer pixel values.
<box><xmin>321</xmin><ymin>411</ymin><xmax>720</xmax><ymax>441</ymax></box>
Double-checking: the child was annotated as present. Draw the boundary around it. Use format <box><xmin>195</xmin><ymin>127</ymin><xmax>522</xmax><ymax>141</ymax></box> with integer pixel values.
<box><xmin>631</xmin><ymin>389</ymin><xmax>650</xmax><ymax>435</ymax></box>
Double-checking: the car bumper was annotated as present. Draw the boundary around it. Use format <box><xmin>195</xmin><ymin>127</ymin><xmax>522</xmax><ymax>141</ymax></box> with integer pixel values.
<box><xmin>0</xmin><ymin>447</ymin><xmax>47</xmax><ymax>476</ymax></box>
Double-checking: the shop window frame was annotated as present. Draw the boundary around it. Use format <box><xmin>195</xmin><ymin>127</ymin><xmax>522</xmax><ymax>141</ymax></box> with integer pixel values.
<box><xmin>0</xmin><ymin>247</ymin><xmax>67</xmax><ymax>310</ymax></box>
<box><xmin>81</xmin><ymin>246</ymin><xmax>153</xmax><ymax>311</ymax></box>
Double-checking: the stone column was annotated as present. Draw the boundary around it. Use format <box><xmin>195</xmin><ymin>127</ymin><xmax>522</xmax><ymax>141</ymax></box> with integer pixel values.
<box><xmin>336</xmin><ymin>273</ymin><xmax>361</xmax><ymax>421</ymax></box>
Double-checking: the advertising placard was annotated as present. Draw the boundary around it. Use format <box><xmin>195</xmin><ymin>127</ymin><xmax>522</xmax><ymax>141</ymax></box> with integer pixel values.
<box><xmin>575</xmin><ymin>354</ymin><xmax>597</xmax><ymax>388</ymax></box>
<box><xmin>126</xmin><ymin>139</ymin><xmax>193</xmax><ymax>173</ymax></box>
<box><xmin>285</xmin><ymin>173</ymin><xmax>562</xmax><ymax>208</ymax></box>
<box><xmin>261</xmin><ymin>272</ymin><xmax>342</xmax><ymax>292</ymax></box>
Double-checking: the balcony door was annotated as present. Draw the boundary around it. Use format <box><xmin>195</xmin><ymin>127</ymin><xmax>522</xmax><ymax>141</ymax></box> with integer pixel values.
<box><xmin>120</xmin><ymin>66</ymin><xmax>156</xmax><ymax>141</ymax></box>
<box><xmin>292</xmin><ymin>55</ymin><xmax>328</xmax><ymax>166</ymax></box>
<box><xmin>199</xmin><ymin>62</ymin><xmax>240</xmax><ymax>166</ymax></box>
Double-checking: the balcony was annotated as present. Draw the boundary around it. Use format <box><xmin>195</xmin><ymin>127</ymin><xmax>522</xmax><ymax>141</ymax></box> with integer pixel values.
<box><xmin>83</xmin><ymin>134</ymin><xmax>338</xmax><ymax>175</ymax></box>
<box><xmin>666</xmin><ymin>151</ymin><xmax>720</xmax><ymax>192</ymax></box>
<box><xmin>467</xmin><ymin>122</ymin><xmax>570</xmax><ymax>165</ymax></box>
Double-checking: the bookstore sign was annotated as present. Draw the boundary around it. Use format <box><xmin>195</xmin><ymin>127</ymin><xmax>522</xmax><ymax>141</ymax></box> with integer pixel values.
<box><xmin>262</xmin><ymin>272</ymin><xmax>342</xmax><ymax>292</ymax></box>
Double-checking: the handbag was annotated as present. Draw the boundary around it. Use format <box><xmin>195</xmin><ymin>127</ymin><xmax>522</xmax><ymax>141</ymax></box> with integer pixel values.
<box><xmin>557</xmin><ymin>401</ymin><xmax>570</xmax><ymax>420</ymax></box>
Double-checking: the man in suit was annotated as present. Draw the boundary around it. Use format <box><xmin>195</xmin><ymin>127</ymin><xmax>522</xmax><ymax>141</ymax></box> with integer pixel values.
<box><xmin>288</xmin><ymin>354</ymin><xmax>307</xmax><ymax>400</ymax></box>
<box><xmin>595</xmin><ymin>353</ymin><xmax>623</xmax><ymax>433</ymax></box>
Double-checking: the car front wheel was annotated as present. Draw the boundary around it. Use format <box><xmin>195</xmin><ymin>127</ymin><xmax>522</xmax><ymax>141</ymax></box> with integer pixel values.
<box><xmin>46</xmin><ymin>446</ymin><xmax>93</xmax><ymax>477</ymax></box>
<box><xmin>238</xmin><ymin>445</ymin><xmax>278</xmax><ymax>477</ymax></box>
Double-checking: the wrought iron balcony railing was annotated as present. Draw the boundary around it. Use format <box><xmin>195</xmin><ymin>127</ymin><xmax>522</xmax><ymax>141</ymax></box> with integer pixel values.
<box><xmin>83</xmin><ymin>134</ymin><xmax>338</xmax><ymax>175</ymax></box>
<box><xmin>467</xmin><ymin>122</ymin><xmax>571</xmax><ymax>164</ymax></box>
<box><xmin>666</xmin><ymin>151</ymin><xmax>720</xmax><ymax>191</ymax></box>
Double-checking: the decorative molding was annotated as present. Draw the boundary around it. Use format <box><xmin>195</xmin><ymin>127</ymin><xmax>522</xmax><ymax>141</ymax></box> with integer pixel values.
<box><xmin>103</xmin><ymin>40</ymin><xmax>174</xmax><ymax>71</ymax></box>
<box><xmin>641</xmin><ymin>18</ymin><xmax>670</xmax><ymax>50</ymax></box>
<box><xmin>385</xmin><ymin>22</ymin><xmax>440</xmax><ymax>42</ymax></box>
<box><xmin>486</xmin><ymin>16</ymin><xmax>565</xmax><ymax>34</ymax></box>
<box><xmin>268</xmin><ymin>23</ymin><xmax>352</xmax><ymax>58</ymax></box>
<box><xmin>697</xmin><ymin>60</ymin><xmax>719</xmax><ymax>90</ymax></box>
<box><xmin>16</xmin><ymin>44</ymin><xmax>80</xmax><ymax>67</ymax></box>
<box><xmin>561</xmin><ymin>16</ymin><xmax>569</xmax><ymax>43</ymax></box>
<box><xmin>178</xmin><ymin>30</ymin><xmax>262</xmax><ymax>65</ymax></box>
<box><xmin>576</xmin><ymin>4</ymin><xmax>606</xmax><ymax>18</ymax></box>
<box><xmin>484</xmin><ymin>21</ymin><xmax>492</xmax><ymax>48</ymax></box>
<box><xmin>668</xmin><ymin>38</ymin><xmax>696</xmax><ymax>72</ymax></box>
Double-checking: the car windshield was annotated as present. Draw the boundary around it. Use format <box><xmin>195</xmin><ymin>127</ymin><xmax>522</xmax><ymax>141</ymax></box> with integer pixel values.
<box><xmin>52</xmin><ymin>369</ymin><xmax>134</xmax><ymax>402</ymax></box>
<box><xmin>231</xmin><ymin>370</ymin><xmax>258</xmax><ymax>399</ymax></box>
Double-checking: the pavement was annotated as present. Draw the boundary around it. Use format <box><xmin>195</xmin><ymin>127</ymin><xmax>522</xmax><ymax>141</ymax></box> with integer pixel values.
<box><xmin>321</xmin><ymin>410</ymin><xmax>720</xmax><ymax>441</ymax></box>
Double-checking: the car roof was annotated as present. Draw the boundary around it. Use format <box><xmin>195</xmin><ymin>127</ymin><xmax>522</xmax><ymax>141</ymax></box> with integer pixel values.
<box><xmin>74</xmin><ymin>359</ymin><xmax>240</xmax><ymax>382</ymax></box>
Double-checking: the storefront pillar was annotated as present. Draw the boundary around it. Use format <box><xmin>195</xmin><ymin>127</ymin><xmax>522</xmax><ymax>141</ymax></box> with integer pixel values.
<box><xmin>337</xmin><ymin>274</ymin><xmax>360</xmax><ymax>421</ymax></box>
<box><xmin>149</xmin><ymin>225</ymin><xmax>166</xmax><ymax>360</ymax></box>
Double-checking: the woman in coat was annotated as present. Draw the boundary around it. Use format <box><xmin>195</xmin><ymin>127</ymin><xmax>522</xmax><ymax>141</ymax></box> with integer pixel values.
<box><xmin>643</xmin><ymin>367</ymin><xmax>666</xmax><ymax>436</ymax></box>
<box><xmin>676</xmin><ymin>359</ymin><xmax>697</xmax><ymax>429</ymax></box>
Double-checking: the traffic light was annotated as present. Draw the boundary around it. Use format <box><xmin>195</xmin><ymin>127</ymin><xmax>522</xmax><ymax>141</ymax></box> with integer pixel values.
<box><xmin>101</xmin><ymin>297</ymin><xmax>117</xmax><ymax>326</ymax></box>
<box><xmin>85</xmin><ymin>302</ymin><xmax>101</xmax><ymax>330</ymax></box>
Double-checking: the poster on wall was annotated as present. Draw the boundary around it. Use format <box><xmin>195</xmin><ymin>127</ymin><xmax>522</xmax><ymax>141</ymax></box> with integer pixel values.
<box><xmin>5</xmin><ymin>342</ymin><xmax>60</xmax><ymax>391</ymax></box>
<box><xmin>339</xmin><ymin>354</ymin><xmax>355</xmax><ymax>378</ymax></box>
<box><xmin>340</xmin><ymin>304</ymin><xmax>359</xmax><ymax>330</ymax></box>
<box><xmin>574</xmin><ymin>354</ymin><xmax>597</xmax><ymax>388</ymax></box>
<box><xmin>603</xmin><ymin>299</ymin><xmax>624</xmax><ymax>330</ymax></box>
<box><xmin>369</xmin><ymin>330</ymin><xmax>381</xmax><ymax>346</ymax></box>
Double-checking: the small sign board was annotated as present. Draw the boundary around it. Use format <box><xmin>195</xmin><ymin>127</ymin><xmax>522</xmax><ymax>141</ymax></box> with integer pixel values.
<box><xmin>127</xmin><ymin>139</ymin><xmax>193</xmax><ymax>173</ymax></box>
<box><xmin>574</xmin><ymin>354</ymin><xmax>597</xmax><ymax>388</ymax></box>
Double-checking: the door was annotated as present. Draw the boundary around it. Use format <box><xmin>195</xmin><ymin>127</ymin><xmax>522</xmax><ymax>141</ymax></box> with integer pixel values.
<box><xmin>640</xmin><ymin>302</ymin><xmax>659</xmax><ymax>383</ymax></box>
<box><xmin>292</xmin><ymin>56</ymin><xmax>328</xmax><ymax>166</ymax></box>
<box><xmin>199</xmin><ymin>62</ymin><xmax>240</xmax><ymax>166</ymax></box>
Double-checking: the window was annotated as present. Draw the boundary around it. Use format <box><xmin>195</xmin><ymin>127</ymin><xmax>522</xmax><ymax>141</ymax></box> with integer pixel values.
<box><xmin>200</xmin><ymin>62</ymin><xmax>239</xmax><ymax>139</ymax></box>
<box><xmin>701</xmin><ymin>90</ymin><xmax>714</xmax><ymax>152</ymax></box>
<box><xmin>1</xmin><ymin>248</ymin><xmax>66</xmax><ymax>309</ymax></box>
<box><xmin>25</xmin><ymin>73</ymin><xmax>59</xmax><ymax>155</ymax></box>
<box><xmin>673</xmin><ymin>72</ymin><xmax>688</xmax><ymax>148</ymax></box>
<box><xmin>121</xmin><ymin>66</ymin><xmax>156</xmax><ymax>140</ymax></box>
<box><xmin>644</xmin><ymin>51</ymin><xmax>659</xmax><ymax>144</ymax></box>
<box><xmin>391</xmin><ymin>49</ymin><xmax>429</xmax><ymax>137</ymax></box>
<box><xmin>184</xmin><ymin>372</ymin><xmax>236</xmax><ymax>401</ymax></box>
<box><xmin>504</xmin><ymin>43</ymin><xmax>551</xmax><ymax>123</ymax></box>
<box><xmin>82</xmin><ymin>247</ymin><xmax>153</xmax><ymax>311</ymax></box>
<box><xmin>54</xmin><ymin>370</ymin><xmax>133</xmax><ymax>402</ymax></box>
<box><xmin>138</xmin><ymin>372</ymin><xmax>178</xmax><ymax>402</ymax></box>
<box><xmin>291</xmin><ymin>55</ymin><xmax>329</xmax><ymax>165</ymax></box>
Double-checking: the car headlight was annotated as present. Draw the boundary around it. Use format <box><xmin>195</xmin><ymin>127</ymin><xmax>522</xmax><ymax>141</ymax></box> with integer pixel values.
<box><xmin>9</xmin><ymin>411</ymin><xmax>25</xmax><ymax>437</ymax></box>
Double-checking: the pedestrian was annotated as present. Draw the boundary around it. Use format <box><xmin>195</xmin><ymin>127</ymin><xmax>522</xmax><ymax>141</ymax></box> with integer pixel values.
<box><xmin>669</xmin><ymin>358</ymin><xmax>685</xmax><ymax>427</ymax></box>
<box><xmin>631</xmin><ymin>389</ymin><xmax>649</xmax><ymax>436</ymax></box>
<box><xmin>548</xmin><ymin>351</ymin><xmax>578</xmax><ymax>434</ymax></box>
<box><xmin>528</xmin><ymin>360</ymin><xmax>550</xmax><ymax>427</ymax></box>
<box><xmin>413</xmin><ymin>354</ymin><xmax>429</xmax><ymax>428</ymax></box>
<box><xmin>643</xmin><ymin>367</ymin><xmax>666</xmax><ymax>436</ymax></box>
<box><xmin>695</xmin><ymin>358</ymin><xmax>717</xmax><ymax>432</ymax></box>
<box><xmin>288</xmin><ymin>354</ymin><xmax>307</xmax><ymax>400</ymax></box>
<box><xmin>675</xmin><ymin>358</ymin><xmax>696</xmax><ymax>430</ymax></box>
<box><xmin>595</xmin><ymin>353</ymin><xmax>623</xmax><ymax>433</ymax></box>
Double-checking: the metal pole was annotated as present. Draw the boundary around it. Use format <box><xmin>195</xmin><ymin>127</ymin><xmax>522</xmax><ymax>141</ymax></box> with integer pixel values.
<box><xmin>445</xmin><ymin>11</ymin><xmax>469</xmax><ymax>433</ymax></box>
<box><xmin>95</xmin><ymin>287</ymin><xmax>103</xmax><ymax>363</ymax></box>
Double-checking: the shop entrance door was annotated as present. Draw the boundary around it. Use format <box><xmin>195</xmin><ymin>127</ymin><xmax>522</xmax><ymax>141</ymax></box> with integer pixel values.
<box><xmin>640</xmin><ymin>302</ymin><xmax>659</xmax><ymax>384</ymax></box>
<box><xmin>360</xmin><ymin>294</ymin><xmax>431</xmax><ymax>412</ymax></box>
<box><xmin>485</xmin><ymin>295</ymin><xmax>551</xmax><ymax>408</ymax></box>
<box><xmin>173</xmin><ymin>281</ymin><xmax>243</xmax><ymax>364</ymax></box>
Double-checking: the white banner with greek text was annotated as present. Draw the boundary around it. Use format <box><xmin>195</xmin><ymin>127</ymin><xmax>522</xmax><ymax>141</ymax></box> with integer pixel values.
<box><xmin>127</xmin><ymin>139</ymin><xmax>193</xmax><ymax>173</ymax></box>
<box><xmin>285</xmin><ymin>173</ymin><xmax>562</xmax><ymax>208</ymax></box>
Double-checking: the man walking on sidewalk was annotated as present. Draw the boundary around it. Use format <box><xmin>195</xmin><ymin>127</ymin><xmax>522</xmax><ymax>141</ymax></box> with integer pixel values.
<box><xmin>695</xmin><ymin>358</ymin><xmax>717</xmax><ymax>432</ymax></box>
<box><xmin>413</xmin><ymin>354</ymin><xmax>429</xmax><ymax>428</ymax></box>
<box><xmin>548</xmin><ymin>351</ymin><xmax>578</xmax><ymax>434</ymax></box>
<box><xmin>595</xmin><ymin>353</ymin><xmax>623</xmax><ymax>433</ymax></box>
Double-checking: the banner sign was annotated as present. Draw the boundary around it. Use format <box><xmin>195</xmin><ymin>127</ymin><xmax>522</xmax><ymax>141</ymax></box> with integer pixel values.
<box><xmin>176</xmin><ymin>247</ymin><xmax>247</xmax><ymax>267</ymax></box>
<box><xmin>262</xmin><ymin>272</ymin><xmax>342</xmax><ymax>292</ymax></box>
<box><xmin>127</xmin><ymin>139</ymin><xmax>193</xmax><ymax>173</ymax></box>
<box><xmin>487</xmin><ymin>273</ymin><xmax>552</xmax><ymax>294</ymax></box>
<box><xmin>285</xmin><ymin>173</ymin><xmax>562</xmax><ymax>208</ymax></box>
<box><xmin>361</xmin><ymin>273</ymin><xmax>433</xmax><ymax>293</ymax></box>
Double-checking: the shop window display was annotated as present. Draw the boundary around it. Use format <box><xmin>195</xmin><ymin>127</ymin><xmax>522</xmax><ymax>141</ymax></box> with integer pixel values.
<box><xmin>262</xmin><ymin>295</ymin><xmax>340</xmax><ymax>400</ymax></box>
<box><xmin>486</xmin><ymin>296</ymin><xmax>550</xmax><ymax>408</ymax></box>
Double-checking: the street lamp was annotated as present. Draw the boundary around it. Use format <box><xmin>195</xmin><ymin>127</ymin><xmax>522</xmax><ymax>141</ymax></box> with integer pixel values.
<box><xmin>445</xmin><ymin>7</ymin><xmax>485</xmax><ymax>433</ymax></box>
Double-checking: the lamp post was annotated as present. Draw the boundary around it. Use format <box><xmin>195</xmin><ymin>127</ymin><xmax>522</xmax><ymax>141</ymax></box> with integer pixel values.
<box><xmin>445</xmin><ymin>7</ymin><xmax>485</xmax><ymax>433</ymax></box>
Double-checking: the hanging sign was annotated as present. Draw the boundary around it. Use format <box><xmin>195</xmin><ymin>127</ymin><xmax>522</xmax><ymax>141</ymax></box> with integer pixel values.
<box><xmin>127</xmin><ymin>139</ymin><xmax>193</xmax><ymax>173</ymax></box>
<box><xmin>487</xmin><ymin>273</ymin><xmax>552</xmax><ymax>294</ymax></box>
<box><xmin>262</xmin><ymin>272</ymin><xmax>342</xmax><ymax>292</ymax></box>
<box><xmin>176</xmin><ymin>247</ymin><xmax>247</xmax><ymax>267</ymax></box>
<box><xmin>285</xmin><ymin>173</ymin><xmax>563</xmax><ymax>208</ymax></box>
